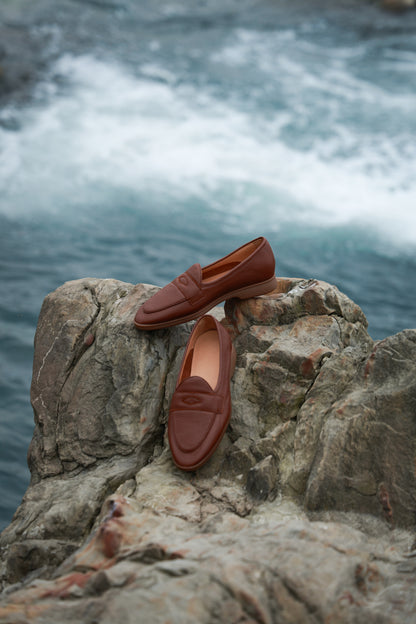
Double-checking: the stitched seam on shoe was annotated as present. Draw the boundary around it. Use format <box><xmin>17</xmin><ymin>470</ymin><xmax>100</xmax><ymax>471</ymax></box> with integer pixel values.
<box><xmin>187</xmin><ymin>273</ymin><xmax>203</xmax><ymax>305</ymax></box>
<box><xmin>171</xmin><ymin>395</ymin><xmax>222</xmax><ymax>413</ymax></box>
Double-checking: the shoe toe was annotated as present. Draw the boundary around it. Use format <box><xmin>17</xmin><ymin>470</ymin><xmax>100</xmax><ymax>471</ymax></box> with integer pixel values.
<box><xmin>169</xmin><ymin>410</ymin><xmax>216</xmax><ymax>469</ymax></box>
<box><xmin>134</xmin><ymin>306</ymin><xmax>146</xmax><ymax>326</ymax></box>
<box><xmin>170</xmin><ymin>411</ymin><xmax>215</xmax><ymax>454</ymax></box>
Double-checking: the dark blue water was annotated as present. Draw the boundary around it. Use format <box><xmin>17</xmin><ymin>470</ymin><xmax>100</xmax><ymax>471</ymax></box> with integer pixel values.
<box><xmin>1</xmin><ymin>0</ymin><xmax>416</xmax><ymax>531</ymax></box>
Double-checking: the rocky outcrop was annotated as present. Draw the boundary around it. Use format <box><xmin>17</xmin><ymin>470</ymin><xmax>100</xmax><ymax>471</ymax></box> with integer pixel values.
<box><xmin>1</xmin><ymin>276</ymin><xmax>416</xmax><ymax>623</ymax></box>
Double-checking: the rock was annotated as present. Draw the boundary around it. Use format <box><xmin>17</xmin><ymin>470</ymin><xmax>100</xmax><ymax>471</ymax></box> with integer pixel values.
<box><xmin>303</xmin><ymin>330</ymin><xmax>416</xmax><ymax>528</ymax></box>
<box><xmin>1</xmin><ymin>276</ymin><xmax>416</xmax><ymax>622</ymax></box>
<box><xmin>1</xmin><ymin>279</ymin><xmax>191</xmax><ymax>565</ymax></box>
<box><xmin>1</xmin><ymin>491</ymin><xmax>415</xmax><ymax>623</ymax></box>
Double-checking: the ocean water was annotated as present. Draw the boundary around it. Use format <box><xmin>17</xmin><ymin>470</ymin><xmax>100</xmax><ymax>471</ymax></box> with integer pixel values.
<box><xmin>1</xmin><ymin>0</ymin><xmax>416</xmax><ymax>531</ymax></box>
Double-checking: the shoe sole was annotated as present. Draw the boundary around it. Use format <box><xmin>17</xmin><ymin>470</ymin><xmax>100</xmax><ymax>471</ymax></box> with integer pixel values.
<box><xmin>134</xmin><ymin>275</ymin><xmax>278</xmax><ymax>331</ymax></box>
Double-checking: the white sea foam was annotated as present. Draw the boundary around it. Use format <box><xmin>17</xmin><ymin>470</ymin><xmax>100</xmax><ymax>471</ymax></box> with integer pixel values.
<box><xmin>1</xmin><ymin>52</ymin><xmax>415</xmax><ymax>245</ymax></box>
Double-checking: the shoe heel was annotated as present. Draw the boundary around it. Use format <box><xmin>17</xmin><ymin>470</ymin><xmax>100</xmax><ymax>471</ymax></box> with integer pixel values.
<box><xmin>230</xmin><ymin>276</ymin><xmax>278</xmax><ymax>300</ymax></box>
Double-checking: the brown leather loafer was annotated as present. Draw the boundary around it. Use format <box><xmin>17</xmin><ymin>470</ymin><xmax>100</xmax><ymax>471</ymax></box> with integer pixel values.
<box><xmin>168</xmin><ymin>315</ymin><xmax>236</xmax><ymax>471</ymax></box>
<box><xmin>134</xmin><ymin>236</ymin><xmax>277</xmax><ymax>330</ymax></box>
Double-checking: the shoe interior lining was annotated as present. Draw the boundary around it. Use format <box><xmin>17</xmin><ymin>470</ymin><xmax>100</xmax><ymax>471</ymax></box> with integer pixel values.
<box><xmin>202</xmin><ymin>239</ymin><xmax>261</xmax><ymax>283</ymax></box>
<box><xmin>190</xmin><ymin>329</ymin><xmax>220</xmax><ymax>390</ymax></box>
<box><xmin>203</xmin><ymin>261</ymin><xmax>239</xmax><ymax>282</ymax></box>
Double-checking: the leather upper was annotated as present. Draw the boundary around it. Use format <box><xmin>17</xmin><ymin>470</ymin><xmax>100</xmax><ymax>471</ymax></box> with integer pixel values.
<box><xmin>141</xmin><ymin>264</ymin><xmax>203</xmax><ymax>315</ymax></box>
<box><xmin>168</xmin><ymin>315</ymin><xmax>234</xmax><ymax>471</ymax></box>
<box><xmin>134</xmin><ymin>236</ymin><xmax>276</xmax><ymax>329</ymax></box>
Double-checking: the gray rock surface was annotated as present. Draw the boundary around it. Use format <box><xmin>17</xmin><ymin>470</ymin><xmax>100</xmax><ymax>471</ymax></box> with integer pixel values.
<box><xmin>1</xmin><ymin>276</ymin><xmax>416</xmax><ymax>623</ymax></box>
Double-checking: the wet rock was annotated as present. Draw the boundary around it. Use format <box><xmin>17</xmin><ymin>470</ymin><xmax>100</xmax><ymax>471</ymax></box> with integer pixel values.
<box><xmin>1</xmin><ymin>276</ymin><xmax>416</xmax><ymax>623</ymax></box>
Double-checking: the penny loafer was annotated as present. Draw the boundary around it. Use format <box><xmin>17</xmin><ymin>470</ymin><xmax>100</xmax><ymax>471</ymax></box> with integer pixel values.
<box><xmin>134</xmin><ymin>236</ymin><xmax>277</xmax><ymax>330</ymax></box>
<box><xmin>168</xmin><ymin>315</ymin><xmax>236</xmax><ymax>471</ymax></box>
